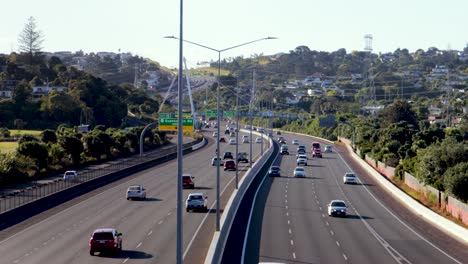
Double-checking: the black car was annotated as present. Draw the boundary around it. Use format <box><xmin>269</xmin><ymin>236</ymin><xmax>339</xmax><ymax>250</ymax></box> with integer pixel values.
<box><xmin>268</xmin><ymin>166</ymin><xmax>281</xmax><ymax>177</ymax></box>
<box><xmin>223</xmin><ymin>151</ymin><xmax>233</xmax><ymax>159</ymax></box>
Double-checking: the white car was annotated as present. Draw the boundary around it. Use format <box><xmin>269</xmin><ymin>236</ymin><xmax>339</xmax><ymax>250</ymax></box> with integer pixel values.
<box><xmin>343</xmin><ymin>173</ymin><xmax>357</xmax><ymax>184</ymax></box>
<box><xmin>229</xmin><ymin>139</ymin><xmax>237</xmax><ymax>145</ymax></box>
<box><xmin>293</xmin><ymin>167</ymin><xmax>306</xmax><ymax>177</ymax></box>
<box><xmin>327</xmin><ymin>200</ymin><xmax>348</xmax><ymax>217</ymax></box>
<box><xmin>211</xmin><ymin>157</ymin><xmax>223</xmax><ymax>166</ymax></box>
<box><xmin>63</xmin><ymin>170</ymin><xmax>78</xmax><ymax>181</ymax></box>
<box><xmin>324</xmin><ymin>145</ymin><xmax>333</xmax><ymax>153</ymax></box>
<box><xmin>296</xmin><ymin>155</ymin><xmax>308</xmax><ymax>166</ymax></box>
<box><xmin>126</xmin><ymin>185</ymin><xmax>146</xmax><ymax>200</ymax></box>
<box><xmin>242</xmin><ymin>138</ymin><xmax>249</xmax><ymax>143</ymax></box>
<box><xmin>212</xmin><ymin>132</ymin><xmax>218</xmax><ymax>137</ymax></box>
<box><xmin>186</xmin><ymin>193</ymin><xmax>208</xmax><ymax>212</ymax></box>
<box><xmin>292</xmin><ymin>139</ymin><xmax>299</xmax><ymax>145</ymax></box>
<box><xmin>255</xmin><ymin>137</ymin><xmax>263</xmax><ymax>143</ymax></box>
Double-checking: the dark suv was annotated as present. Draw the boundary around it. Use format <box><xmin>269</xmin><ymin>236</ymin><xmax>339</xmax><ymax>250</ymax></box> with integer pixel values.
<box><xmin>89</xmin><ymin>228</ymin><xmax>122</xmax><ymax>256</ymax></box>
<box><xmin>223</xmin><ymin>151</ymin><xmax>233</xmax><ymax>159</ymax></box>
<box><xmin>182</xmin><ymin>174</ymin><xmax>195</xmax><ymax>189</ymax></box>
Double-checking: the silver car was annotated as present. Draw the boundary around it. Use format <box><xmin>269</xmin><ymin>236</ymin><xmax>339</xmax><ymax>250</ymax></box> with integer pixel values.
<box><xmin>293</xmin><ymin>167</ymin><xmax>306</xmax><ymax>177</ymax></box>
<box><xmin>343</xmin><ymin>173</ymin><xmax>357</xmax><ymax>184</ymax></box>
<box><xmin>328</xmin><ymin>200</ymin><xmax>348</xmax><ymax>217</ymax></box>
<box><xmin>296</xmin><ymin>155</ymin><xmax>308</xmax><ymax>166</ymax></box>
<box><xmin>126</xmin><ymin>185</ymin><xmax>146</xmax><ymax>200</ymax></box>
<box><xmin>186</xmin><ymin>193</ymin><xmax>208</xmax><ymax>212</ymax></box>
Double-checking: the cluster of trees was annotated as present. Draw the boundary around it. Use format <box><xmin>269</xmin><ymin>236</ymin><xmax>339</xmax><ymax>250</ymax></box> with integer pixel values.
<box><xmin>0</xmin><ymin>125</ymin><xmax>167</xmax><ymax>186</ymax></box>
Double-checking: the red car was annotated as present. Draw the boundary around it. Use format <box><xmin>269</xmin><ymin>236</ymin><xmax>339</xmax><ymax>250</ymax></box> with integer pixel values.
<box><xmin>224</xmin><ymin>159</ymin><xmax>236</xmax><ymax>171</ymax></box>
<box><xmin>182</xmin><ymin>174</ymin><xmax>195</xmax><ymax>189</ymax></box>
<box><xmin>312</xmin><ymin>149</ymin><xmax>322</xmax><ymax>158</ymax></box>
<box><xmin>89</xmin><ymin>228</ymin><xmax>122</xmax><ymax>256</ymax></box>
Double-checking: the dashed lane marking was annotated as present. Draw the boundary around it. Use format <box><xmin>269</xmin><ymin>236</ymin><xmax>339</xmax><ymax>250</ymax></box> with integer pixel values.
<box><xmin>136</xmin><ymin>242</ymin><xmax>142</xmax><ymax>249</ymax></box>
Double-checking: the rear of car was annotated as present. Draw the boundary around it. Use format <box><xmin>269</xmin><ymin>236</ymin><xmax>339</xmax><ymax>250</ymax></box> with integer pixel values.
<box><xmin>182</xmin><ymin>174</ymin><xmax>195</xmax><ymax>189</ymax></box>
<box><xmin>89</xmin><ymin>229</ymin><xmax>122</xmax><ymax>255</ymax></box>
<box><xmin>237</xmin><ymin>152</ymin><xmax>248</xmax><ymax>163</ymax></box>
<box><xmin>343</xmin><ymin>173</ymin><xmax>357</xmax><ymax>184</ymax></box>
<box><xmin>186</xmin><ymin>193</ymin><xmax>208</xmax><ymax>212</ymax></box>
<box><xmin>312</xmin><ymin>142</ymin><xmax>321</xmax><ymax>151</ymax></box>
<box><xmin>312</xmin><ymin>149</ymin><xmax>322</xmax><ymax>158</ymax></box>
<box><xmin>280</xmin><ymin>145</ymin><xmax>289</xmax><ymax>155</ymax></box>
<box><xmin>255</xmin><ymin>137</ymin><xmax>263</xmax><ymax>143</ymax></box>
<box><xmin>211</xmin><ymin>157</ymin><xmax>223</xmax><ymax>166</ymax></box>
<box><xmin>229</xmin><ymin>139</ymin><xmax>237</xmax><ymax>145</ymax></box>
<box><xmin>324</xmin><ymin>145</ymin><xmax>332</xmax><ymax>152</ymax></box>
<box><xmin>126</xmin><ymin>185</ymin><xmax>146</xmax><ymax>200</ymax></box>
<box><xmin>224</xmin><ymin>160</ymin><xmax>236</xmax><ymax>171</ymax></box>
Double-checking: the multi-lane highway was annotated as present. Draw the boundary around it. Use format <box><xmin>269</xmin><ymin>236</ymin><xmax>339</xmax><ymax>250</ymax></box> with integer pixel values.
<box><xmin>0</xmin><ymin>126</ymin><xmax>263</xmax><ymax>264</ymax></box>
<box><xmin>257</xmin><ymin>132</ymin><xmax>466</xmax><ymax>264</ymax></box>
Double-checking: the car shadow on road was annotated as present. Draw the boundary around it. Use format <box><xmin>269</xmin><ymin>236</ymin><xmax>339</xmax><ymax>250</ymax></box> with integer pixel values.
<box><xmin>98</xmin><ymin>250</ymin><xmax>153</xmax><ymax>259</ymax></box>
<box><xmin>194</xmin><ymin>186</ymin><xmax>213</xmax><ymax>190</ymax></box>
<box><xmin>345</xmin><ymin>214</ymin><xmax>374</xmax><ymax>220</ymax></box>
<box><xmin>142</xmin><ymin>197</ymin><xmax>163</xmax><ymax>202</ymax></box>
<box><xmin>207</xmin><ymin>208</ymin><xmax>224</xmax><ymax>214</ymax></box>
<box><xmin>356</xmin><ymin>182</ymin><xmax>375</xmax><ymax>186</ymax></box>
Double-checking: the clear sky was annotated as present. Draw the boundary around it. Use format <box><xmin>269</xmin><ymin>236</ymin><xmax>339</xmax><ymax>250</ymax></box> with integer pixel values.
<box><xmin>1</xmin><ymin>0</ymin><xmax>467</xmax><ymax>68</ymax></box>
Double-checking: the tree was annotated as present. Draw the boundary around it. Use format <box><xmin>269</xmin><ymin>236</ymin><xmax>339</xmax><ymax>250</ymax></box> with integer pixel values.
<box><xmin>60</xmin><ymin>136</ymin><xmax>84</xmax><ymax>165</ymax></box>
<box><xmin>18</xmin><ymin>16</ymin><xmax>44</xmax><ymax>66</ymax></box>
<box><xmin>17</xmin><ymin>141</ymin><xmax>49</xmax><ymax>170</ymax></box>
<box><xmin>444</xmin><ymin>162</ymin><xmax>468</xmax><ymax>202</ymax></box>
<box><xmin>41</xmin><ymin>129</ymin><xmax>57</xmax><ymax>144</ymax></box>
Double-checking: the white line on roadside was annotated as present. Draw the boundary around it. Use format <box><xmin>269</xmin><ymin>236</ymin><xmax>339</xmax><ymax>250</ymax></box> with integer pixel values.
<box><xmin>123</xmin><ymin>257</ymin><xmax>130</xmax><ymax>263</ymax></box>
<box><xmin>336</xmin><ymin>241</ymin><xmax>340</xmax><ymax>247</ymax></box>
<box><xmin>289</xmin><ymin>229</ymin><xmax>292</xmax><ymax>234</ymax></box>
<box><xmin>136</xmin><ymin>242</ymin><xmax>142</xmax><ymax>249</ymax></box>
<box><xmin>147</xmin><ymin>230</ymin><xmax>153</xmax><ymax>236</ymax></box>
<box><xmin>158</xmin><ymin>220</ymin><xmax>164</xmax><ymax>225</ymax></box>
<box><xmin>330</xmin><ymin>230</ymin><xmax>334</xmax><ymax>236</ymax></box>
<box><xmin>343</xmin><ymin>254</ymin><xmax>348</xmax><ymax>261</ymax></box>
<box><xmin>293</xmin><ymin>252</ymin><xmax>296</xmax><ymax>259</ymax></box>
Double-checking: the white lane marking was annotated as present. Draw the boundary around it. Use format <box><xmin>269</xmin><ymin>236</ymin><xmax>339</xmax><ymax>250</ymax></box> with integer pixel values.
<box><xmin>285</xmin><ymin>205</ymin><xmax>288</xmax><ymax>210</ymax></box>
<box><xmin>184</xmin><ymin>167</ymin><xmax>238</xmax><ymax>259</ymax></box>
<box><xmin>319</xmin><ymin>206</ymin><xmax>322</xmax><ymax>211</ymax></box>
<box><xmin>167</xmin><ymin>212</ymin><xmax>172</xmax><ymax>216</ymax></box>
<box><xmin>336</xmin><ymin>151</ymin><xmax>461</xmax><ymax>264</ymax></box>
<box><xmin>293</xmin><ymin>252</ymin><xmax>296</xmax><ymax>259</ymax></box>
<box><xmin>330</xmin><ymin>230</ymin><xmax>334</xmax><ymax>236</ymax></box>
<box><xmin>289</xmin><ymin>229</ymin><xmax>292</xmax><ymax>234</ymax></box>
<box><xmin>336</xmin><ymin>241</ymin><xmax>340</xmax><ymax>247</ymax></box>
<box><xmin>285</xmin><ymin>199</ymin><xmax>288</xmax><ymax>203</ymax></box>
<box><xmin>286</xmin><ymin>212</ymin><xmax>289</xmax><ymax>216</ymax></box>
<box><xmin>123</xmin><ymin>257</ymin><xmax>130</xmax><ymax>263</ymax></box>
<box><xmin>325</xmin><ymin>221</ymin><xmax>329</xmax><ymax>226</ymax></box>
<box><xmin>288</xmin><ymin>220</ymin><xmax>290</xmax><ymax>225</ymax></box>
<box><xmin>285</xmin><ymin>194</ymin><xmax>287</xmax><ymax>198</ymax></box>
<box><xmin>147</xmin><ymin>230</ymin><xmax>153</xmax><ymax>236</ymax></box>
<box><xmin>13</xmin><ymin>260</ymin><xmax>19</xmax><ymax>264</ymax></box>
<box><xmin>136</xmin><ymin>242</ymin><xmax>142</xmax><ymax>249</ymax></box>
<box><xmin>343</xmin><ymin>254</ymin><xmax>348</xmax><ymax>261</ymax></box>
<box><xmin>290</xmin><ymin>240</ymin><xmax>294</xmax><ymax>246</ymax></box>
<box><xmin>321</xmin><ymin>214</ymin><xmax>325</xmax><ymax>218</ymax></box>
<box><xmin>285</xmin><ymin>189</ymin><xmax>288</xmax><ymax>193</ymax></box>
<box><xmin>158</xmin><ymin>220</ymin><xmax>164</xmax><ymax>225</ymax></box>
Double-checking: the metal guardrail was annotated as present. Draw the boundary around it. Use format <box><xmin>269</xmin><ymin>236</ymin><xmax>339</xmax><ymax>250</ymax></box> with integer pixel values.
<box><xmin>0</xmin><ymin>139</ymin><xmax>202</xmax><ymax>214</ymax></box>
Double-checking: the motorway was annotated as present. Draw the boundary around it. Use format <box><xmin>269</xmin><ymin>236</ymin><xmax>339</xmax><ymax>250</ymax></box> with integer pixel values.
<box><xmin>0</xmin><ymin>126</ymin><xmax>264</xmax><ymax>264</ymax></box>
<box><xmin>257</xmin><ymin>132</ymin><xmax>466</xmax><ymax>264</ymax></box>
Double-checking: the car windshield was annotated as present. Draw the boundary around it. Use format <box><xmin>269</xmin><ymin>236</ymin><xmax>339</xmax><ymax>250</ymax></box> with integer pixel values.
<box><xmin>270</xmin><ymin>167</ymin><xmax>280</xmax><ymax>171</ymax></box>
<box><xmin>332</xmin><ymin>202</ymin><xmax>346</xmax><ymax>207</ymax></box>
<box><xmin>93</xmin><ymin>232</ymin><xmax>114</xmax><ymax>240</ymax></box>
<box><xmin>346</xmin><ymin>174</ymin><xmax>355</xmax><ymax>177</ymax></box>
<box><xmin>183</xmin><ymin>176</ymin><xmax>192</xmax><ymax>180</ymax></box>
<box><xmin>189</xmin><ymin>195</ymin><xmax>203</xmax><ymax>200</ymax></box>
<box><xmin>129</xmin><ymin>186</ymin><xmax>141</xmax><ymax>191</ymax></box>
<box><xmin>295</xmin><ymin>168</ymin><xmax>304</xmax><ymax>171</ymax></box>
<box><xmin>298</xmin><ymin>155</ymin><xmax>307</xmax><ymax>159</ymax></box>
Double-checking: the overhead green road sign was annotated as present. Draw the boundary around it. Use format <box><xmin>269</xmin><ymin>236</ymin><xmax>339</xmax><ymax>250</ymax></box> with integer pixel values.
<box><xmin>223</xmin><ymin>111</ymin><xmax>235</xmax><ymax>118</ymax></box>
<box><xmin>159</xmin><ymin>118</ymin><xmax>194</xmax><ymax>131</ymax></box>
<box><xmin>206</xmin><ymin>109</ymin><xmax>218</xmax><ymax>118</ymax></box>
<box><xmin>159</xmin><ymin>113</ymin><xmax>171</xmax><ymax>118</ymax></box>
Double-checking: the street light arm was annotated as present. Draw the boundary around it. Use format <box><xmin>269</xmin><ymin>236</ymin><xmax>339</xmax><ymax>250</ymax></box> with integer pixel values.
<box><xmin>219</xmin><ymin>37</ymin><xmax>277</xmax><ymax>52</ymax></box>
<box><xmin>164</xmin><ymin>35</ymin><xmax>220</xmax><ymax>52</ymax></box>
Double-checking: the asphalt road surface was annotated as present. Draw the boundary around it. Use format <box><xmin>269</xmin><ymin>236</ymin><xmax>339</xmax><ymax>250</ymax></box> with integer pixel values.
<box><xmin>0</xmin><ymin>125</ymin><xmax>265</xmax><ymax>264</ymax></box>
<box><xmin>257</xmin><ymin>132</ymin><xmax>466</xmax><ymax>264</ymax></box>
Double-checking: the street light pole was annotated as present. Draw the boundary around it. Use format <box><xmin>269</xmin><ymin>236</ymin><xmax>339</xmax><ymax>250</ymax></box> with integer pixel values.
<box><xmin>176</xmin><ymin>0</ymin><xmax>183</xmax><ymax>263</ymax></box>
<box><xmin>235</xmin><ymin>88</ymin><xmax>239</xmax><ymax>189</ymax></box>
<box><xmin>164</xmin><ymin>35</ymin><xmax>276</xmax><ymax>232</ymax></box>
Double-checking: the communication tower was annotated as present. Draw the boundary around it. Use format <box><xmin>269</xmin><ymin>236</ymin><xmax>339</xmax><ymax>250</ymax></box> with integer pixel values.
<box><xmin>364</xmin><ymin>34</ymin><xmax>376</xmax><ymax>107</ymax></box>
